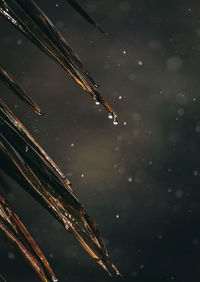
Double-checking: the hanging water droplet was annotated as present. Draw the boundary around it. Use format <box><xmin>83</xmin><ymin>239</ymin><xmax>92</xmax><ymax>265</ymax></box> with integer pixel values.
<box><xmin>113</xmin><ymin>117</ymin><xmax>118</xmax><ymax>125</ymax></box>
<box><xmin>108</xmin><ymin>113</ymin><xmax>113</xmax><ymax>119</ymax></box>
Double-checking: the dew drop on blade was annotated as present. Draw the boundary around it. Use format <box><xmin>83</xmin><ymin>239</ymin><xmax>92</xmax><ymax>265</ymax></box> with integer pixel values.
<box><xmin>108</xmin><ymin>113</ymin><xmax>113</xmax><ymax>119</ymax></box>
<box><xmin>113</xmin><ymin>117</ymin><xmax>118</xmax><ymax>125</ymax></box>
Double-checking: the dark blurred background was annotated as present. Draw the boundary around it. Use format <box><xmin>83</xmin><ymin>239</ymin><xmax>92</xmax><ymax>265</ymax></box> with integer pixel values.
<box><xmin>1</xmin><ymin>0</ymin><xmax>200</xmax><ymax>281</ymax></box>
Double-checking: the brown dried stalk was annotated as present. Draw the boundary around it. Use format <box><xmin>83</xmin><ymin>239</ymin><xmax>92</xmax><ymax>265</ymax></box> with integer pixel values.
<box><xmin>0</xmin><ymin>0</ymin><xmax>120</xmax><ymax>280</ymax></box>
<box><xmin>0</xmin><ymin>193</ymin><xmax>57</xmax><ymax>282</ymax></box>
<box><xmin>0</xmin><ymin>0</ymin><xmax>118</xmax><ymax>123</ymax></box>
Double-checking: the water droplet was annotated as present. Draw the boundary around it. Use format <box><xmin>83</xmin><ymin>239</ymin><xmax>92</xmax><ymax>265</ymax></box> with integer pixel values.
<box><xmin>113</xmin><ymin>119</ymin><xmax>118</xmax><ymax>125</ymax></box>
<box><xmin>108</xmin><ymin>113</ymin><xmax>113</xmax><ymax>119</ymax></box>
<box><xmin>95</xmin><ymin>101</ymin><xmax>100</xmax><ymax>105</ymax></box>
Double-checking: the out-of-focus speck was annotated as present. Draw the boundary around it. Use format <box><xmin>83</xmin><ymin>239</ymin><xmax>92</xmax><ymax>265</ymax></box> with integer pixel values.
<box><xmin>158</xmin><ymin>234</ymin><xmax>163</xmax><ymax>239</ymax></box>
<box><xmin>193</xmin><ymin>170</ymin><xmax>198</xmax><ymax>176</ymax></box>
<box><xmin>177</xmin><ymin>108</ymin><xmax>184</xmax><ymax>116</ymax></box>
<box><xmin>138</xmin><ymin>60</ymin><xmax>143</xmax><ymax>66</ymax></box>
<box><xmin>175</xmin><ymin>189</ymin><xmax>183</xmax><ymax>199</ymax></box>
<box><xmin>49</xmin><ymin>253</ymin><xmax>54</xmax><ymax>258</ymax></box>
<box><xmin>176</xmin><ymin>93</ymin><xmax>187</xmax><ymax>105</ymax></box>
<box><xmin>140</xmin><ymin>264</ymin><xmax>144</xmax><ymax>269</ymax></box>
<box><xmin>118</xmin><ymin>95</ymin><xmax>122</xmax><ymax>100</ymax></box>
<box><xmin>131</xmin><ymin>272</ymin><xmax>138</xmax><ymax>277</ymax></box>
<box><xmin>118</xmin><ymin>167</ymin><xmax>125</xmax><ymax>175</ymax></box>
<box><xmin>123</xmin><ymin>121</ymin><xmax>127</xmax><ymax>125</ymax></box>
<box><xmin>132</xmin><ymin>112</ymin><xmax>141</xmax><ymax>122</ymax></box>
<box><xmin>128</xmin><ymin>177</ymin><xmax>132</xmax><ymax>182</ymax></box>
<box><xmin>86</xmin><ymin>3</ymin><xmax>97</xmax><ymax>13</ymax></box>
<box><xmin>171</xmin><ymin>276</ymin><xmax>175</xmax><ymax>280</ymax></box>
<box><xmin>17</xmin><ymin>38</ymin><xmax>23</xmax><ymax>45</ymax></box>
<box><xmin>113</xmin><ymin>164</ymin><xmax>118</xmax><ymax>169</ymax></box>
<box><xmin>166</xmin><ymin>56</ymin><xmax>183</xmax><ymax>71</ymax></box>
<box><xmin>149</xmin><ymin>40</ymin><xmax>160</xmax><ymax>49</ymax></box>
<box><xmin>95</xmin><ymin>101</ymin><xmax>100</xmax><ymax>105</ymax></box>
<box><xmin>117</xmin><ymin>135</ymin><xmax>123</xmax><ymax>141</ymax></box>
<box><xmin>119</xmin><ymin>1</ymin><xmax>131</xmax><ymax>12</ymax></box>
<box><xmin>128</xmin><ymin>73</ymin><xmax>136</xmax><ymax>80</ymax></box>
<box><xmin>70</xmin><ymin>143</ymin><xmax>74</xmax><ymax>148</ymax></box>
<box><xmin>192</xmin><ymin>238</ymin><xmax>199</xmax><ymax>245</ymax></box>
<box><xmin>25</xmin><ymin>145</ymin><xmax>28</xmax><ymax>152</ymax></box>
<box><xmin>123</xmin><ymin>50</ymin><xmax>126</xmax><ymax>55</ymax></box>
<box><xmin>149</xmin><ymin>161</ymin><xmax>152</xmax><ymax>165</ymax></box>
<box><xmin>55</xmin><ymin>3</ymin><xmax>59</xmax><ymax>7</ymax></box>
<box><xmin>168</xmin><ymin>188</ymin><xmax>172</xmax><ymax>193</ymax></box>
<box><xmin>193</xmin><ymin>97</ymin><xmax>196</xmax><ymax>102</ymax></box>
<box><xmin>160</xmin><ymin>90</ymin><xmax>163</xmax><ymax>94</ymax></box>
<box><xmin>56</xmin><ymin>21</ymin><xmax>64</xmax><ymax>28</ymax></box>
<box><xmin>116</xmin><ymin>214</ymin><xmax>120</xmax><ymax>219</ymax></box>
<box><xmin>168</xmin><ymin>168</ymin><xmax>172</xmax><ymax>172</ymax></box>
<box><xmin>195</xmin><ymin>124</ymin><xmax>200</xmax><ymax>132</ymax></box>
<box><xmin>8</xmin><ymin>252</ymin><xmax>15</xmax><ymax>260</ymax></box>
<box><xmin>81</xmin><ymin>174</ymin><xmax>84</xmax><ymax>178</ymax></box>
<box><xmin>187</xmin><ymin>8</ymin><xmax>192</xmax><ymax>12</ymax></box>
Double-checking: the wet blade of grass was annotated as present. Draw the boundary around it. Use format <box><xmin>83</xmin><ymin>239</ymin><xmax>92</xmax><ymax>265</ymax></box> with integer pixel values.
<box><xmin>0</xmin><ymin>100</ymin><xmax>120</xmax><ymax>277</ymax></box>
<box><xmin>66</xmin><ymin>0</ymin><xmax>105</xmax><ymax>33</ymax></box>
<box><xmin>0</xmin><ymin>64</ymin><xmax>42</xmax><ymax>115</ymax></box>
<box><xmin>0</xmin><ymin>0</ymin><xmax>118</xmax><ymax>123</ymax></box>
<box><xmin>0</xmin><ymin>193</ymin><xmax>57</xmax><ymax>282</ymax></box>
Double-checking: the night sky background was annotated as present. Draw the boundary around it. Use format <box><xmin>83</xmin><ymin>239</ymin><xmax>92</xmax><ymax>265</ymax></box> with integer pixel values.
<box><xmin>1</xmin><ymin>0</ymin><xmax>200</xmax><ymax>281</ymax></box>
